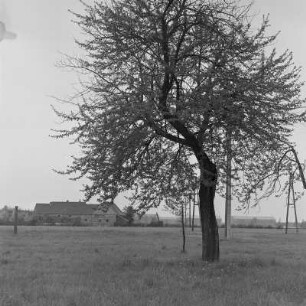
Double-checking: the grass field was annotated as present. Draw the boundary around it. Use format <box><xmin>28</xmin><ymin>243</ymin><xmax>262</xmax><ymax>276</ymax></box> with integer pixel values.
<box><xmin>1</xmin><ymin>226</ymin><xmax>306</xmax><ymax>306</ymax></box>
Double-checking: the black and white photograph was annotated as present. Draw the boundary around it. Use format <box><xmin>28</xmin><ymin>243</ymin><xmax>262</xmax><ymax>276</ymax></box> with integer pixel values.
<box><xmin>1</xmin><ymin>0</ymin><xmax>306</xmax><ymax>305</ymax></box>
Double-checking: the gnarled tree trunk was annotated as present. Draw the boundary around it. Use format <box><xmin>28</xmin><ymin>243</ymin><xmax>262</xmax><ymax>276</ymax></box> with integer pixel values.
<box><xmin>198</xmin><ymin>156</ymin><xmax>219</xmax><ymax>261</ymax></box>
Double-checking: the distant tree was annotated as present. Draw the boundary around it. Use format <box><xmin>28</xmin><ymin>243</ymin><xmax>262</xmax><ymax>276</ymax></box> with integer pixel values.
<box><xmin>123</xmin><ymin>205</ymin><xmax>135</xmax><ymax>225</ymax></box>
<box><xmin>54</xmin><ymin>0</ymin><xmax>306</xmax><ymax>261</ymax></box>
<box><xmin>165</xmin><ymin>196</ymin><xmax>189</xmax><ymax>252</ymax></box>
<box><xmin>0</xmin><ymin>206</ymin><xmax>13</xmax><ymax>223</ymax></box>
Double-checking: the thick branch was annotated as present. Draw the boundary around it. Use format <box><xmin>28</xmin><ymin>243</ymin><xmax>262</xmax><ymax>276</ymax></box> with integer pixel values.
<box><xmin>146</xmin><ymin>118</ymin><xmax>190</xmax><ymax>146</ymax></box>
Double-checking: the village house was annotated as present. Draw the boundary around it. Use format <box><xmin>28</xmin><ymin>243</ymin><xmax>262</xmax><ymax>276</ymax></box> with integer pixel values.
<box><xmin>34</xmin><ymin>201</ymin><xmax>125</xmax><ymax>226</ymax></box>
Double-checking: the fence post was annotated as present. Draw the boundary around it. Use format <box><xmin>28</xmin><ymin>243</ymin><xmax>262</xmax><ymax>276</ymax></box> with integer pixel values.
<box><xmin>14</xmin><ymin>206</ymin><xmax>18</xmax><ymax>234</ymax></box>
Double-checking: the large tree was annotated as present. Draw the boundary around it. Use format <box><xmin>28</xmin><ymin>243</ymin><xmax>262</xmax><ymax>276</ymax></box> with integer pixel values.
<box><xmin>54</xmin><ymin>0</ymin><xmax>305</xmax><ymax>261</ymax></box>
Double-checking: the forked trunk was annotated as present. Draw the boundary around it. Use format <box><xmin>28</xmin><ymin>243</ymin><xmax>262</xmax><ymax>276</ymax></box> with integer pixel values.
<box><xmin>198</xmin><ymin>159</ymin><xmax>219</xmax><ymax>261</ymax></box>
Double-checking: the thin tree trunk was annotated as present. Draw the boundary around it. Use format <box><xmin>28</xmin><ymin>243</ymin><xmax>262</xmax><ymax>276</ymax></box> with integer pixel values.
<box><xmin>181</xmin><ymin>202</ymin><xmax>186</xmax><ymax>253</ymax></box>
<box><xmin>198</xmin><ymin>159</ymin><xmax>219</xmax><ymax>261</ymax></box>
<box><xmin>191</xmin><ymin>191</ymin><xmax>196</xmax><ymax>231</ymax></box>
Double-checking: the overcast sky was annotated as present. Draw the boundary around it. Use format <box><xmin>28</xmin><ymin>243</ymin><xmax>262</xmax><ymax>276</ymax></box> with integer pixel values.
<box><xmin>1</xmin><ymin>0</ymin><xmax>306</xmax><ymax>221</ymax></box>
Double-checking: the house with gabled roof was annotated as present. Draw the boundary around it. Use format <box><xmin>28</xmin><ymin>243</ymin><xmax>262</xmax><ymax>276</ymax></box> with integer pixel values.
<box><xmin>34</xmin><ymin>201</ymin><xmax>125</xmax><ymax>226</ymax></box>
<box><xmin>89</xmin><ymin>203</ymin><xmax>126</xmax><ymax>226</ymax></box>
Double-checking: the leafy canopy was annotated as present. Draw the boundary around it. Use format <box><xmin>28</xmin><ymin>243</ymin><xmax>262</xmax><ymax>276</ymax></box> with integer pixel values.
<box><xmin>54</xmin><ymin>0</ymin><xmax>306</xmax><ymax>211</ymax></box>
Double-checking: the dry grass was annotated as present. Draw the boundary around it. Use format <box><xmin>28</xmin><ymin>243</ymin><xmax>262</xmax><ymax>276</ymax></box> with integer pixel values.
<box><xmin>1</xmin><ymin>226</ymin><xmax>306</xmax><ymax>305</ymax></box>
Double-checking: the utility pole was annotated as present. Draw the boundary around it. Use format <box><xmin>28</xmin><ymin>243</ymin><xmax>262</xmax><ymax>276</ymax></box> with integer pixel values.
<box><xmin>189</xmin><ymin>194</ymin><xmax>192</xmax><ymax>227</ymax></box>
<box><xmin>225</xmin><ymin>130</ymin><xmax>232</xmax><ymax>239</ymax></box>
<box><xmin>285</xmin><ymin>172</ymin><xmax>299</xmax><ymax>234</ymax></box>
<box><xmin>280</xmin><ymin>146</ymin><xmax>306</xmax><ymax>234</ymax></box>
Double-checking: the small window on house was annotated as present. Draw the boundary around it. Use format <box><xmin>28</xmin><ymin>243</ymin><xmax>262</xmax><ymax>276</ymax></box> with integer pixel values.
<box><xmin>84</xmin><ymin>219</ymin><xmax>87</xmax><ymax>221</ymax></box>
<box><xmin>99</xmin><ymin>219</ymin><xmax>102</xmax><ymax>222</ymax></box>
<box><xmin>69</xmin><ymin>215</ymin><xmax>72</xmax><ymax>218</ymax></box>
<box><xmin>58</xmin><ymin>215</ymin><xmax>61</xmax><ymax>217</ymax></box>
<box><xmin>106</xmin><ymin>219</ymin><xmax>109</xmax><ymax>222</ymax></box>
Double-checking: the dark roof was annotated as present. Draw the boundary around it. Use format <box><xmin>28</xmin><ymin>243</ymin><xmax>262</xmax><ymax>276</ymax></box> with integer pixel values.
<box><xmin>34</xmin><ymin>202</ymin><xmax>123</xmax><ymax>216</ymax></box>
<box><xmin>34</xmin><ymin>202</ymin><xmax>93</xmax><ymax>215</ymax></box>
<box><xmin>87</xmin><ymin>204</ymin><xmax>99</xmax><ymax>210</ymax></box>
<box><xmin>109</xmin><ymin>203</ymin><xmax>123</xmax><ymax>215</ymax></box>
<box><xmin>34</xmin><ymin>203</ymin><xmax>53</xmax><ymax>214</ymax></box>
<box><xmin>89</xmin><ymin>203</ymin><xmax>124</xmax><ymax>215</ymax></box>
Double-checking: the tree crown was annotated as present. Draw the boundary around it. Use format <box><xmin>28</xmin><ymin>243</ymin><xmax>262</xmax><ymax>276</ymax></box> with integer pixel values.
<box><xmin>54</xmin><ymin>0</ymin><xmax>306</xmax><ymax>210</ymax></box>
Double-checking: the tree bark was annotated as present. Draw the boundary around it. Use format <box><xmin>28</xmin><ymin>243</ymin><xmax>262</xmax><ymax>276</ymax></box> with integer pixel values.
<box><xmin>198</xmin><ymin>157</ymin><xmax>219</xmax><ymax>261</ymax></box>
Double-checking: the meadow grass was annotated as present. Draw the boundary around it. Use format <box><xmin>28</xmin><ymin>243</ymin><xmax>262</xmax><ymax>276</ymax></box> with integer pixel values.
<box><xmin>1</xmin><ymin>226</ymin><xmax>306</xmax><ymax>306</ymax></box>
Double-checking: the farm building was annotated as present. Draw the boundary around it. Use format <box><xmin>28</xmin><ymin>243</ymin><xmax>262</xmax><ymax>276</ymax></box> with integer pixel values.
<box><xmin>34</xmin><ymin>201</ymin><xmax>125</xmax><ymax>226</ymax></box>
<box><xmin>88</xmin><ymin>203</ymin><xmax>127</xmax><ymax>226</ymax></box>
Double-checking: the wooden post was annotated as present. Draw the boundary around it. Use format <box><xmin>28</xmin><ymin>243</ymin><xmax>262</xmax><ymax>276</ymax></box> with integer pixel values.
<box><xmin>14</xmin><ymin>206</ymin><xmax>18</xmax><ymax>234</ymax></box>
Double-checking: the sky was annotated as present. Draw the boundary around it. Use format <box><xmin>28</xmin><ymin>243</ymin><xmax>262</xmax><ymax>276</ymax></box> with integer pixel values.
<box><xmin>0</xmin><ymin>0</ymin><xmax>306</xmax><ymax>222</ymax></box>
